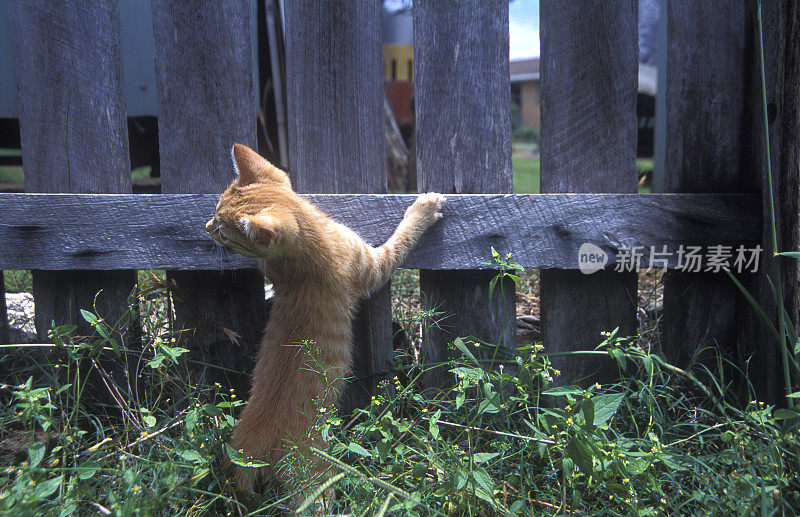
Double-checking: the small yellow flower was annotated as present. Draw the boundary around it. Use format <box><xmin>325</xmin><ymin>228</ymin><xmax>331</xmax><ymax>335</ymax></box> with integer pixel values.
<box><xmin>474</xmin><ymin>343</ymin><xmax>480</xmax><ymax>348</ymax></box>
<box><xmin>660</xmin><ymin>498</ymin><xmax>666</xmax><ymax>505</ymax></box>
<box><xmin>319</xmin><ymin>406</ymin><xmax>327</xmax><ymax>413</ymax></box>
<box><xmin>132</xmin><ymin>485</ymin><xmax>140</xmax><ymax>493</ymax></box>
<box><xmin>458</xmin><ymin>373</ymin><xmax>464</xmax><ymax>379</ymax></box>
<box><xmin>200</xmin><ymin>443</ymin><xmax>205</xmax><ymax>448</ymax></box>
<box><xmin>20</xmin><ymin>462</ymin><xmax>27</xmax><ymax>467</ymax></box>
<box><xmin>28</xmin><ymin>480</ymin><xmax>34</xmax><ymax>487</ymax></box>
<box><xmin>247</xmin><ymin>461</ymin><xmax>253</xmax><ymax>466</ymax></box>
<box><xmin>566</xmin><ymin>418</ymin><xmax>574</xmax><ymax>426</ymax></box>
<box><xmin>422</xmin><ymin>407</ymin><xmax>429</xmax><ymax>413</ymax></box>
<box><xmin>565</xmin><ymin>405</ymin><xmax>572</xmax><ymax>411</ymax></box>
<box><xmin>506</xmin><ymin>253</ymin><xmax>512</xmax><ymax>259</ymax></box>
<box><xmin>651</xmin><ymin>446</ymin><xmax>658</xmax><ymax>453</ymax></box>
<box><xmin>140</xmin><ymin>431</ymin><xmax>148</xmax><ymax>438</ymax></box>
<box><xmin>553</xmin><ymin>369</ymin><xmax>561</xmax><ymax>376</ymax></box>
<box><xmin>594</xmin><ymin>383</ymin><xmax>601</xmax><ymax>390</ymax></box>
<box><xmin>229</xmin><ymin>388</ymin><xmax>235</xmax><ymax>393</ymax></box>
<box><xmin>492</xmin><ymin>250</ymin><xmax>500</xmax><ymax>258</ymax></box>
<box><xmin>622</xmin><ymin>478</ymin><xmax>629</xmax><ymax>484</ymax></box>
<box><xmin>0</xmin><ymin>384</ymin><xmax>6</xmax><ymax>389</ymax></box>
<box><xmin>239</xmin><ymin>449</ymin><xmax>244</xmax><ymax>454</ymax></box>
<box><xmin>231</xmin><ymin>394</ymin><xmax>236</xmax><ymax>399</ymax></box>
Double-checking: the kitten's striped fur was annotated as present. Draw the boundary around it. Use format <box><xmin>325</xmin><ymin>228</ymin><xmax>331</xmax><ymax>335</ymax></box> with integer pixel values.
<box><xmin>206</xmin><ymin>144</ymin><xmax>444</xmax><ymax>491</ymax></box>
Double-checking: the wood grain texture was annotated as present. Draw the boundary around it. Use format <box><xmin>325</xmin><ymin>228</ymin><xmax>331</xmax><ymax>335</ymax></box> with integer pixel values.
<box><xmin>414</xmin><ymin>0</ymin><xmax>515</xmax><ymax>389</ymax></box>
<box><xmin>661</xmin><ymin>2</ymin><xmax>757</xmax><ymax>385</ymax></box>
<box><xmin>8</xmin><ymin>0</ymin><xmax>135</xmax><ymax>341</ymax></box>
<box><xmin>0</xmin><ymin>271</ymin><xmax>8</xmax><ymax>344</ymax></box>
<box><xmin>284</xmin><ymin>0</ymin><xmax>390</xmax><ymax>412</ymax></box>
<box><xmin>737</xmin><ymin>0</ymin><xmax>800</xmax><ymax>402</ymax></box>
<box><xmin>0</xmin><ymin>193</ymin><xmax>761</xmax><ymax>271</ymax></box>
<box><xmin>284</xmin><ymin>0</ymin><xmax>385</xmax><ymax>194</ymax></box>
<box><xmin>151</xmin><ymin>0</ymin><xmax>265</xmax><ymax>389</ymax></box>
<box><xmin>539</xmin><ymin>0</ymin><xmax>639</xmax><ymax>385</ymax></box>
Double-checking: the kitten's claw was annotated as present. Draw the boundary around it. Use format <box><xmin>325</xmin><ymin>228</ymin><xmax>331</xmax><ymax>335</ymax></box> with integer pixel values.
<box><xmin>406</xmin><ymin>193</ymin><xmax>445</xmax><ymax>225</ymax></box>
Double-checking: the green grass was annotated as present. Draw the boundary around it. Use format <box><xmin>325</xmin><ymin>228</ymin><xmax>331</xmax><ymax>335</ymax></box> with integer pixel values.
<box><xmin>0</xmin><ymin>263</ymin><xmax>798</xmax><ymax>515</ymax></box>
<box><xmin>512</xmin><ymin>158</ymin><xmax>540</xmax><ymax>194</ymax></box>
<box><xmin>0</xmin><ymin>149</ymin><xmax>154</xmax><ymax>184</ymax></box>
<box><xmin>513</xmin><ymin>158</ymin><xmax>656</xmax><ymax>194</ymax></box>
<box><xmin>3</xmin><ymin>271</ymin><xmax>32</xmax><ymax>293</ymax></box>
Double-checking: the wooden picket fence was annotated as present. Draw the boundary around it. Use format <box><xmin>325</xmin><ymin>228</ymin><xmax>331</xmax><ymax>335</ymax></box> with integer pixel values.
<box><xmin>0</xmin><ymin>1</ymin><xmax>797</xmax><ymax>406</ymax></box>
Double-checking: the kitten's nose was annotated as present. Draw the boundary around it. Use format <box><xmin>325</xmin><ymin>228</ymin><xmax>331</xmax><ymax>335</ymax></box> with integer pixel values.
<box><xmin>205</xmin><ymin>218</ymin><xmax>215</xmax><ymax>233</ymax></box>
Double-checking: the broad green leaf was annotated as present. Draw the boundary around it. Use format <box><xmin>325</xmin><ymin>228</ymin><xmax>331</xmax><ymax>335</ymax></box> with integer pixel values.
<box><xmin>580</xmin><ymin>398</ymin><xmax>595</xmax><ymax>428</ymax></box>
<box><xmin>453</xmin><ymin>469</ymin><xmax>469</xmax><ymax>490</ymax></box>
<box><xmin>591</xmin><ymin>393</ymin><xmax>624</xmax><ymax>427</ymax></box>
<box><xmin>453</xmin><ymin>338</ymin><xmax>480</xmax><ymax>366</ymax></box>
<box><xmin>178</xmin><ymin>449</ymin><xmax>205</xmax><ymax>464</ymax></box>
<box><xmin>33</xmin><ymin>475</ymin><xmax>63</xmax><ymax>499</ymax></box>
<box><xmin>224</xmin><ymin>444</ymin><xmax>268</xmax><ymax>467</ymax></box>
<box><xmin>77</xmin><ymin>462</ymin><xmax>99</xmax><ymax>480</ymax></box>
<box><xmin>472</xmin><ymin>452</ymin><xmax>500</xmax><ymax>464</ymax></box>
<box><xmin>146</xmin><ymin>355</ymin><xmax>165</xmax><ymax>369</ymax></box>
<box><xmin>80</xmin><ymin>310</ymin><xmax>98</xmax><ymax>325</ymax></box>
<box><xmin>429</xmin><ymin>409</ymin><xmax>441</xmax><ymax>440</ymax></box>
<box><xmin>566</xmin><ymin>437</ymin><xmax>594</xmax><ymax>477</ymax></box>
<box><xmin>347</xmin><ymin>443</ymin><xmax>371</xmax><ymax>457</ymax></box>
<box><xmin>542</xmin><ymin>386</ymin><xmax>584</xmax><ymax>396</ymax></box>
<box><xmin>143</xmin><ymin>415</ymin><xmax>156</xmax><ymax>428</ymax></box>
<box><xmin>28</xmin><ymin>442</ymin><xmax>45</xmax><ymax>468</ymax></box>
<box><xmin>455</xmin><ymin>390</ymin><xmax>466</xmax><ymax>410</ymax></box>
<box><xmin>185</xmin><ymin>409</ymin><xmax>198</xmax><ymax>432</ymax></box>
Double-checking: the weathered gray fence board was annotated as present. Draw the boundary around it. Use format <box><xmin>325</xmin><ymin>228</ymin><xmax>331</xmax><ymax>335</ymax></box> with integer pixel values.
<box><xmin>151</xmin><ymin>0</ymin><xmax>265</xmax><ymax>393</ymax></box>
<box><xmin>284</xmin><ymin>0</ymin><xmax>389</xmax><ymax>411</ymax></box>
<box><xmin>9</xmin><ymin>0</ymin><xmax>135</xmax><ymax>340</ymax></box>
<box><xmin>540</xmin><ymin>0</ymin><xmax>639</xmax><ymax>384</ymax></box>
<box><xmin>0</xmin><ymin>272</ymin><xmax>8</xmax><ymax>344</ymax></box>
<box><xmin>414</xmin><ymin>0</ymin><xmax>515</xmax><ymax>388</ymax></box>
<box><xmin>738</xmin><ymin>0</ymin><xmax>800</xmax><ymax>402</ymax></box>
<box><xmin>662</xmin><ymin>3</ymin><xmax>753</xmax><ymax>375</ymax></box>
<box><xmin>0</xmin><ymin>193</ymin><xmax>761</xmax><ymax>270</ymax></box>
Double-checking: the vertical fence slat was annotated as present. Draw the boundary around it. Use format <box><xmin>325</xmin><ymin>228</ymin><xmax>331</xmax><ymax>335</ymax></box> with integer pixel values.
<box><xmin>284</xmin><ymin>0</ymin><xmax>389</xmax><ymax>412</ymax></box>
<box><xmin>662</xmin><ymin>4</ymin><xmax>751</xmax><ymax>370</ymax></box>
<box><xmin>539</xmin><ymin>1</ymin><xmax>638</xmax><ymax>384</ymax></box>
<box><xmin>414</xmin><ymin>0</ymin><xmax>515</xmax><ymax>389</ymax></box>
<box><xmin>9</xmin><ymin>0</ymin><xmax>135</xmax><ymax>340</ymax></box>
<box><xmin>151</xmin><ymin>1</ymin><xmax>265</xmax><ymax>393</ymax></box>
<box><xmin>0</xmin><ymin>272</ymin><xmax>7</xmax><ymax>344</ymax></box>
<box><xmin>739</xmin><ymin>0</ymin><xmax>799</xmax><ymax>401</ymax></box>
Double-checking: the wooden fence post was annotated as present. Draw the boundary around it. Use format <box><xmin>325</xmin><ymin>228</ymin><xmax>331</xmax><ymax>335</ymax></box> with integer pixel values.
<box><xmin>740</xmin><ymin>0</ymin><xmax>799</xmax><ymax>401</ymax></box>
<box><xmin>151</xmin><ymin>1</ymin><xmax>265</xmax><ymax>394</ymax></box>
<box><xmin>9</xmin><ymin>0</ymin><xmax>136</xmax><ymax>342</ymax></box>
<box><xmin>284</xmin><ymin>0</ymin><xmax>390</xmax><ymax>412</ymax></box>
<box><xmin>539</xmin><ymin>1</ymin><xmax>639</xmax><ymax>384</ymax></box>
<box><xmin>0</xmin><ymin>272</ymin><xmax>7</xmax><ymax>344</ymax></box>
<box><xmin>661</xmin><ymin>3</ymin><xmax>754</xmax><ymax>373</ymax></box>
<box><xmin>414</xmin><ymin>0</ymin><xmax>516</xmax><ymax>389</ymax></box>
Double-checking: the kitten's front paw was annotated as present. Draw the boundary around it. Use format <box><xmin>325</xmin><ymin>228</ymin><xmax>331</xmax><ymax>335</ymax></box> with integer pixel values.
<box><xmin>406</xmin><ymin>193</ymin><xmax>445</xmax><ymax>226</ymax></box>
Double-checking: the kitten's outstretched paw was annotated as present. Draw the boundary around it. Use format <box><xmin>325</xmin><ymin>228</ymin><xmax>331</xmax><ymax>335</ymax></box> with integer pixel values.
<box><xmin>406</xmin><ymin>192</ymin><xmax>445</xmax><ymax>225</ymax></box>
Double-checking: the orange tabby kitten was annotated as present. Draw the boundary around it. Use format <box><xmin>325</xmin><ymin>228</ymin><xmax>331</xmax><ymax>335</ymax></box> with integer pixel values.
<box><xmin>206</xmin><ymin>144</ymin><xmax>444</xmax><ymax>491</ymax></box>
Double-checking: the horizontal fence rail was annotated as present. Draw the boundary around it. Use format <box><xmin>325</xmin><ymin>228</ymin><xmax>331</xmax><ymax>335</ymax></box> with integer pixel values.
<box><xmin>0</xmin><ymin>192</ymin><xmax>759</xmax><ymax>271</ymax></box>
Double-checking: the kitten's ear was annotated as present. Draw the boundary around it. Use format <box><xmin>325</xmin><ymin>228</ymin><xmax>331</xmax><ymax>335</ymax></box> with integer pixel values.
<box><xmin>231</xmin><ymin>143</ymin><xmax>263</xmax><ymax>186</ymax></box>
<box><xmin>231</xmin><ymin>143</ymin><xmax>292</xmax><ymax>188</ymax></box>
<box><xmin>242</xmin><ymin>213</ymin><xmax>281</xmax><ymax>248</ymax></box>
